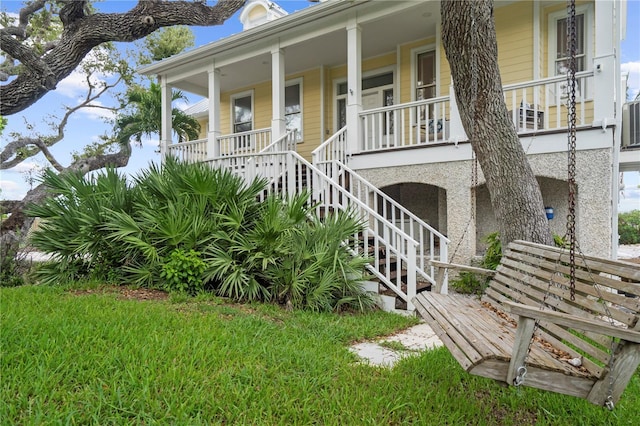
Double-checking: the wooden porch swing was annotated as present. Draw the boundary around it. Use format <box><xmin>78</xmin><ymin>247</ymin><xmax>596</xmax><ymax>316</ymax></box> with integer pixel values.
<box><xmin>414</xmin><ymin>1</ymin><xmax>640</xmax><ymax>409</ymax></box>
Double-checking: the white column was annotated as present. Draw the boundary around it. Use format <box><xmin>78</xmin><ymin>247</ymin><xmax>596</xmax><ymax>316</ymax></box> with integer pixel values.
<box><xmin>272</xmin><ymin>47</ymin><xmax>286</xmax><ymax>140</ymax></box>
<box><xmin>160</xmin><ymin>76</ymin><xmax>172</xmax><ymax>160</ymax></box>
<box><xmin>346</xmin><ymin>19</ymin><xmax>362</xmax><ymax>155</ymax></box>
<box><xmin>592</xmin><ymin>0</ymin><xmax>616</xmax><ymax>125</ymax></box>
<box><xmin>208</xmin><ymin>66</ymin><xmax>222</xmax><ymax>159</ymax></box>
<box><xmin>448</xmin><ymin>83</ymin><xmax>467</xmax><ymax>143</ymax></box>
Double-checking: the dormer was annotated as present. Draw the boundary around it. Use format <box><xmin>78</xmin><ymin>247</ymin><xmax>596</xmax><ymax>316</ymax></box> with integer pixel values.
<box><xmin>239</xmin><ymin>0</ymin><xmax>288</xmax><ymax>31</ymax></box>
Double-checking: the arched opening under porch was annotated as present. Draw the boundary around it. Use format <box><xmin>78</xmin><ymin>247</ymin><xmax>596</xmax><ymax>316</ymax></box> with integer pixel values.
<box><xmin>475</xmin><ymin>176</ymin><xmax>570</xmax><ymax>254</ymax></box>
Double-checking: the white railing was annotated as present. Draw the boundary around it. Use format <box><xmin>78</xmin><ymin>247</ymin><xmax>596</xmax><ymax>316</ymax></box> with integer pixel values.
<box><xmin>503</xmin><ymin>70</ymin><xmax>594</xmax><ymax>133</ymax></box>
<box><xmin>312</xmin><ymin>126</ymin><xmax>348</xmax><ymax>165</ymax></box>
<box><xmin>260</xmin><ymin>130</ymin><xmax>298</xmax><ymax>153</ymax></box>
<box><xmin>216</xmin><ymin>128</ymin><xmax>272</xmax><ymax>157</ymax></box>
<box><xmin>311</xmin><ymin>126</ymin><xmax>348</xmax><ymax>179</ymax></box>
<box><xmin>167</xmin><ymin>138</ymin><xmax>208</xmax><ymax>163</ymax></box>
<box><xmin>333</xmin><ymin>161</ymin><xmax>449</xmax><ymax>281</ymax></box>
<box><xmin>359</xmin><ymin>96</ymin><xmax>451</xmax><ymax>152</ymax></box>
<box><xmin>208</xmin><ymin>151</ymin><xmax>424</xmax><ymax>309</ymax></box>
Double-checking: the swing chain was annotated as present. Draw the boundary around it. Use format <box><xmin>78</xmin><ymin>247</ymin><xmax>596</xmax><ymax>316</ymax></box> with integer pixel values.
<box><xmin>566</xmin><ymin>0</ymin><xmax>578</xmax><ymax>301</ymax></box>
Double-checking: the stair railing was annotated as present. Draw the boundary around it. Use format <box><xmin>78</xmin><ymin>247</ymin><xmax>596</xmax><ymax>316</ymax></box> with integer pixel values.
<box><xmin>208</xmin><ymin>151</ymin><xmax>421</xmax><ymax>310</ymax></box>
<box><xmin>333</xmin><ymin>161</ymin><xmax>449</xmax><ymax>280</ymax></box>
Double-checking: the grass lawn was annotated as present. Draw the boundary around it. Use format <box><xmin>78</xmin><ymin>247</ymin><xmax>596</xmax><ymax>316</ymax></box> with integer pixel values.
<box><xmin>1</xmin><ymin>284</ymin><xmax>638</xmax><ymax>425</ymax></box>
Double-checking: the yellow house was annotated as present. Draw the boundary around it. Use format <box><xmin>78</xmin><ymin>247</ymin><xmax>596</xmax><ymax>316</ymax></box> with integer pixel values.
<box><xmin>140</xmin><ymin>0</ymin><xmax>633</xmax><ymax>311</ymax></box>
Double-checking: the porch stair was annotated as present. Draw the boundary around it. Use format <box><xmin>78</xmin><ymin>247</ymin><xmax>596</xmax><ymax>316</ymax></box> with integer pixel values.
<box><xmin>208</xmin><ymin>130</ymin><xmax>450</xmax><ymax>312</ymax></box>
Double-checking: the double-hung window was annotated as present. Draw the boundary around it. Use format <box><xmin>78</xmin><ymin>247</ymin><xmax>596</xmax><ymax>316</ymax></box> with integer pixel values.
<box><xmin>285</xmin><ymin>80</ymin><xmax>302</xmax><ymax>142</ymax></box>
<box><xmin>232</xmin><ymin>92</ymin><xmax>253</xmax><ymax>149</ymax></box>
<box><xmin>549</xmin><ymin>6</ymin><xmax>591</xmax><ymax>100</ymax></box>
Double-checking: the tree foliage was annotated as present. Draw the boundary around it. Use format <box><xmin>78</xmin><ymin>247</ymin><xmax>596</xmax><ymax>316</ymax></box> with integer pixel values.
<box><xmin>0</xmin><ymin>0</ymin><xmax>247</xmax><ymax>116</ymax></box>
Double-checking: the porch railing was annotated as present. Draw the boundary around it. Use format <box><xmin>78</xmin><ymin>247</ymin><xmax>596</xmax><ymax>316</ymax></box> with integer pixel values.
<box><xmin>260</xmin><ymin>130</ymin><xmax>298</xmax><ymax>153</ymax></box>
<box><xmin>359</xmin><ymin>96</ymin><xmax>451</xmax><ymax>152</ymax></box>
<box><xmin>208</xmin><ymin>151</ymin><xmax>422</xmax><ymax>309</ymax></box>
<box><xmin>311</xmin><ymin>126</ymin><xmax>347</xmax><ymax>176</ymax></box>
<box><xmin>167</xmin><ymin>138</ymin><xmax>208</xmax><ymax>163</ymax></box>
<box><xmin>503</xmin><ymin>70</ymin><xmax>595</xmax><ymax>133</ymax></box>
<box><xmin>217</xmin><ymin>128</ymin><xmax>272</xmax><ymax>156</ymax></box>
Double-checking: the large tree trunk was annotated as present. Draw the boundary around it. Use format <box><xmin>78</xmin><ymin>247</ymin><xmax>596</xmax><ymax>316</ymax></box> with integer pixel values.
<box><xmin>441</xmin><ymin>0</ymin><xmax>553</xmax><ymax>246</ymax></box>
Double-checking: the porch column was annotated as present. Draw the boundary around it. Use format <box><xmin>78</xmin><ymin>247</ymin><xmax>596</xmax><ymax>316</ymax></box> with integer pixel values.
<box><xmin>272</xmin><ymin>47</ymin><xmax>286</xmax><ymax>141</ymax></box>
<box><xmin>592</xmin><ymin>0</ymin><xmax>617</xmax><ymax>127</ymax></box>
<box><xmin>160</xmin><ymin>76</ymin><xmax>172</xmax><ymax>160</ymax></box>
<box><xmin>448</xmin><ymin>83</ymin><xmax>467</xmax><ymax>143</ymax></box>
<box><xmin>208</xmin><ymin>66</ymin><xmax>222</xmax><ymax>159</ymax></box>
<box><xmin>346</xmin><ymin>19</ymin><xmax>362</xmax><ymax>155</ymax></box>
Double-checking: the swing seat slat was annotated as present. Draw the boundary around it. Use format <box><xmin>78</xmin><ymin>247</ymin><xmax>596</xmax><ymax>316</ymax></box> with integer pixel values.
<box><xmin>414</xmin><ymin>240</ymin><xmax>640</xmax><ymax>406</ymax></box>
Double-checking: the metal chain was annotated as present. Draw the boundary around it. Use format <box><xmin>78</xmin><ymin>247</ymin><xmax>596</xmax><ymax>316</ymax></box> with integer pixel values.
<box><xmin>566</xmin><ymin>0</ymin><xmax>578</xmax><ymax>301</ymax></box>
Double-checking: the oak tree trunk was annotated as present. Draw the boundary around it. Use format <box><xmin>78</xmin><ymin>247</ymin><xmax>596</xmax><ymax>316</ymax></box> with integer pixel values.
<box><xmin>441</xmin><ymin>0</ymin><xmax>553</xmax><ymax>246</ymax></box>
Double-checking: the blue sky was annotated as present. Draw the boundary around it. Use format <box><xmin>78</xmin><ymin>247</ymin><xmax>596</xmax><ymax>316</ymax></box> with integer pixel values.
<box><xmin>1</xmin><ymin>0</ymin><xmax>639</xmax><ymax>212</ymax></box>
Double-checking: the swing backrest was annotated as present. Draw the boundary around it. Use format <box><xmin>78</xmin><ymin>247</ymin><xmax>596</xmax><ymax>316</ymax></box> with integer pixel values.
<box><xmin>481</xmin><ymin>240</ymin><xmax>640</xmax><ymax>379</ymax></box>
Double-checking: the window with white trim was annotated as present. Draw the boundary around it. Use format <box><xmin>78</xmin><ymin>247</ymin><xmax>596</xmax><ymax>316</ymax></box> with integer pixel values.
<box><xmin>416</xmin><ymin>50</ymin><xmax>436</xmax><ymax>102</ymax></box>
<box><xmin>549</xmin><ymin>5</ymin><xmax>591</xmax><ymax>99</ymax></box>
<box><xmin>285</xmin><ymin>80</ymin><xmax>302</xmax><ymax>142</ymax></box>
<box><xmin>231</xmin><ymin>91</ymin><xmax>253</xmax><ymax>149</ymax></box>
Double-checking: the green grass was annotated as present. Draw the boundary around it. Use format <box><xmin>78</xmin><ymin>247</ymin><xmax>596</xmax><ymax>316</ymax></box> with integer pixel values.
<box><xmin>1</xmin><ymin>285</ymin><xmax>638</xmax><ymax>425</ymax></box>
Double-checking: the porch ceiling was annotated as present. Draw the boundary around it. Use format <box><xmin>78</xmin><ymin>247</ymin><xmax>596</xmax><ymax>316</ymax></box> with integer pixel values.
<box><xmin>168</xmin><ymin>1</ymin><xmax>439</xmax><ymax>97</ymax></box>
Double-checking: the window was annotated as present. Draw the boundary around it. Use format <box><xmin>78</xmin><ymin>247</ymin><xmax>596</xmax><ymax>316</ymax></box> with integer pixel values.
<box><xmin>232</xmin><ymin>93</ymin><xmax>253</xmax><ymax>133</ymax></box>
<box><xmin>232</xmin><ymin>91</ymin><xmax>253</xmax><ymax>149</ymax></box>
<box><xmin>285</xmin><ymin>81</ymin><xmax>302</xmax><ymax>141</ymax></box>
<box><xmin>549</xmin><ymin>6</ymin><xmax>591</xmax><ymax>99</ymax></box>
<box><xmin>416</xmin><ymin>51</ymin><xmax>436</xmax><ymax>101</ymax></box>
<box><xmin>555</xmin><ymin>14</ymin><xmax>585</xmax><ymax>77</ymax></box>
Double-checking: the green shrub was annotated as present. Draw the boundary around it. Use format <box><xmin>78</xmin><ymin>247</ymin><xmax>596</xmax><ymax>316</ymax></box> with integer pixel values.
<box><xmin>449</xmin><ymin>271</ymin><xmax>488</xmax><ymax>295</ymax></box>
<box><xmin>27</xmin><ymin>158</ymin><xmax>374</xmax><ymax>312</ymax></box>
<box><xmin>619</xmin><ymin>210</ymin><xmax>640</xmax><ymax>245</ymax></box>
<box><xmin>161</xmin><ymin>249</ymin><xmax>206</xmax><ymax>294</ymax></box>
<box><xmin>0</xmin><ymin>233</ymin><xmax>26</xmax><ymax>287</ymax></box>
<box><xmin>481</xmin><ymin>231</ymin><xmax>502</xmax><ymax>270</ymax></box>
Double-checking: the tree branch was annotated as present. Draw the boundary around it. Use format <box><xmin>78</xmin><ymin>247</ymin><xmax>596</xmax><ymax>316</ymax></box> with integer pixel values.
<box><xmin>1</xmin><ymin>0</ymin><xmax>247</xmax><ymax>115</ymax></box>
<box><xmin>1</xmin><ymin>71</ymin><xmax>124</xmax><ymax>170</ymax></box>
<box><xmin>0</xmin><ymin>141</ymin><xmax>132</xmax><ymax>232</ymax></box>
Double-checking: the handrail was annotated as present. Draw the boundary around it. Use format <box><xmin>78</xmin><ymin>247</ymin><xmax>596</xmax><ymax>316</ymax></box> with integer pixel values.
<box><xmin>502</xmin><ymin>70</ymin><xmax>594</xmax><ymax>91</ymax></box>
<box><xmin>260</xmin><ymin>130</ymin><xmax>298</xmax><ymax>153</ymax></box>
<box><xmin>311</xmin><ymin>126</ymin><xmax>347</xmax><ymax>164</ymax></box>
<box><xmin>208</xmin><ymin>151</ymin><xmax>423</xmax><ymax>309</ymax></box>
<box><xmin>335</xmin><ymin>160</ymin><xmax>448</xmax><ymax>243</ymax></box>
<box><xmin>359</xmin><ymin>95</ymin><xmax>450</xmax><ymax>115</ymax></box>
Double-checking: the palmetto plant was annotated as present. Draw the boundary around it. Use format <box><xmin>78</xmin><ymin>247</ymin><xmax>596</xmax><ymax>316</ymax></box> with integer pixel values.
<box><xmin>28</xmin><ymin>159</ymin><xmax>374</xmax><ymax>312</ymax></box>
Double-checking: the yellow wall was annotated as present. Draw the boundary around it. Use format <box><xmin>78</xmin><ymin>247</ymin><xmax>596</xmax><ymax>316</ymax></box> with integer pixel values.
<box><xmin>199</xmin><ymin>0</ymin><xmax>594</xmax><ymax>156</ymax></box>
<box><xmin>220</xmin><ymin>68</ymin><xmax>324</xmax><ymax>161</ymax></box>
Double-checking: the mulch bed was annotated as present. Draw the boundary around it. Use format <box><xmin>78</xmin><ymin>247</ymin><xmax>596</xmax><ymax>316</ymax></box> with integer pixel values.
<box><xmin>70</xmin><ymin>286</ymin><xmax>169</xmax><ymax>301</ymax></box>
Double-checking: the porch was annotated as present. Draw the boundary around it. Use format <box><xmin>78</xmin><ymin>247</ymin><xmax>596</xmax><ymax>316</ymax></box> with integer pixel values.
<box><xmin>168</xmin><ymin>71</ymin><xmax>598</xmax><ymax>164</ymax></box>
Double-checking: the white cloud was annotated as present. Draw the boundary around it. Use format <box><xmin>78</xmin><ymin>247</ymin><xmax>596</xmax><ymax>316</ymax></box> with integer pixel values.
<box><xmin>0</xmin><ymin>180</ymin><xmax>26</xmax><ymax>200</ymax></box>
<box><xmin>10</xmin><ymin>161</ymin><xmax>42</xmax><ymax>173</ymax></box>
<box><xmin>55</xmin><ymin>68</ymin><xmax>105</xmax><ymax>99</ymax></box>
<box><xmin>0</xmin><ymin>180</ymin><xmax>19</xmax><ymax>191</ymax></box>
<box><xmin>141</xmin><ymin>137</ymin><xmax>160</xmax><ymax>148</ymax></box>
<box><xmin>621</xmin><ymin>61</ymin><xmax>640</xmax><ymax>101</ymax></box>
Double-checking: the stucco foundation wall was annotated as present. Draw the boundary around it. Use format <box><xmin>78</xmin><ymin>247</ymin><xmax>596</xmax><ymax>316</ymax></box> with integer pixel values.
<box><xmin>358</xmin><ymin>161</ymin><xmax>476</xmax><ymax>264</ymax></box>
<box><xmin>356</xmin><ymin>147</ymin><xmax>613</xmax><ymax>262</ymax></box>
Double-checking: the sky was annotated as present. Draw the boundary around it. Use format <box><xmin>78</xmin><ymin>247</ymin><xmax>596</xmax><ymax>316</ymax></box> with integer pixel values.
<box><xmin>1</xmin><ymin>0</ymin><xmax>639</xmax><ymax>213</ymax></box>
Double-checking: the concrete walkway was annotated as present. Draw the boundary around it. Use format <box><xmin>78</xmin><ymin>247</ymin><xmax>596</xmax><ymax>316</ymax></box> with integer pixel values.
<box><xmin>349</xmin><ymin>322</ymin><xmax>442</xmax><ymax>367</ymax></box>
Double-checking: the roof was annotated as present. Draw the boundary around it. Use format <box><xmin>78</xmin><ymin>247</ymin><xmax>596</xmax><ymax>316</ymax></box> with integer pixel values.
<box><xmin>138</xmin><ymin>0</ymin><xmax>366</xmax><ymax>76</ymax></box>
